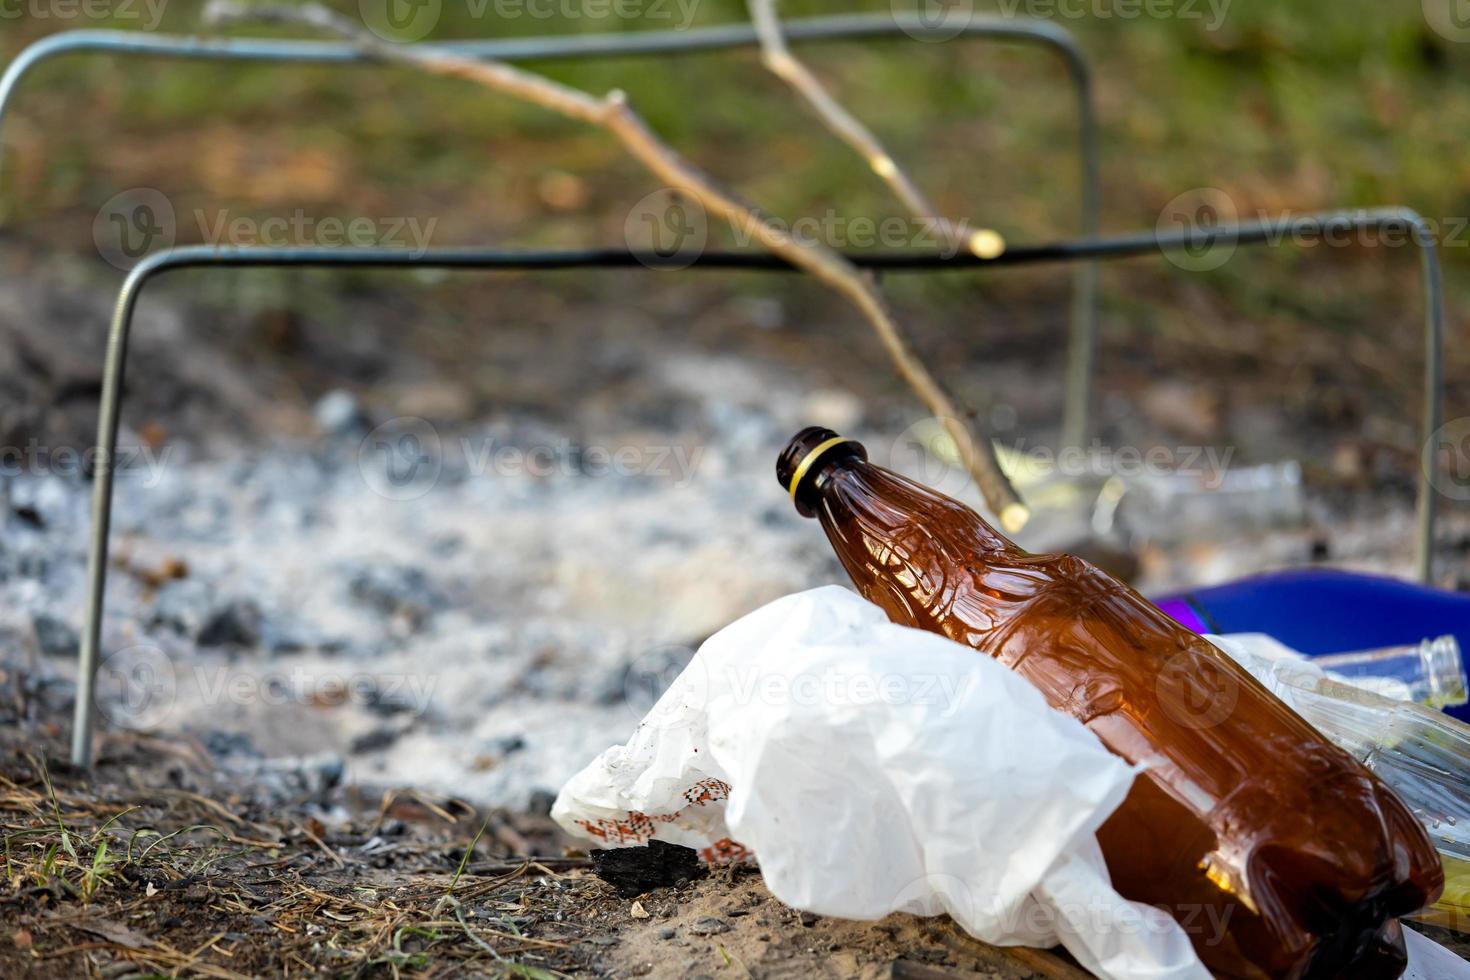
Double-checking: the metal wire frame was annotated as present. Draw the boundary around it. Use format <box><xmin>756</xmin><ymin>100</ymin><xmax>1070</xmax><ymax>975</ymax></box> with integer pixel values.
<box><xmin>70</xmin><ymin>206</ymin><xmax>1444</xmax><ymax>766</ymax></box>
<box><xmin>0</xmin><ymin>13</ymin><xmax>1100</xmax><ymax>442</ymax></box>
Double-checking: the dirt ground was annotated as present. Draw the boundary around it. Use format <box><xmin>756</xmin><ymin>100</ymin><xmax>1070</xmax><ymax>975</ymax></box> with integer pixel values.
<box><xmin>3</xmin><ymin>719</ymin><xmax>1465</xmax><ymax>979</ymax></box>
<box><xmin>3</xmin><ymin>6</ymin><xmax>1470</xmax><ymax>975</ymax></box>
<box><xmin>0</xmin><ymin>720</ymin><xmax>1085</xmax><ymax>980</ymax></box>
<box><xmin>0</xmin><ymin>241</ymin><xmax>1467</xmax><ymax>977</ymax></box>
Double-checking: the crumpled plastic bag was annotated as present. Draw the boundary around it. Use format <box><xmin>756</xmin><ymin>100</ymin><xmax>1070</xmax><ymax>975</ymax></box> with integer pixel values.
<box><xmin>553</xmin><ymin>586</ymin><xmax>1207</xmax><ymax>980</ymax></box>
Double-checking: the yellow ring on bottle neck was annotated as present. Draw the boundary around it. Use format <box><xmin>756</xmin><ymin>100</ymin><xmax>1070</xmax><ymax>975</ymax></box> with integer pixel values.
<box><xmin>788</xmin><ymin>436</ymin><xmax>855</xmax><ymax>502</ymax></box>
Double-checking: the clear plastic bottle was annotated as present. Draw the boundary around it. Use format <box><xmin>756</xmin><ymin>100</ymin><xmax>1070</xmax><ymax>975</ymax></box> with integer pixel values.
<box><xmin>1210</xmin><ymin>634</ymin><xmax>1470</xmax><ymax>934</ymax></box>
<box><xmin>1315</xmin><ymin>636</ymin><xmax>1467</xmax><ymax>709</ymax></box>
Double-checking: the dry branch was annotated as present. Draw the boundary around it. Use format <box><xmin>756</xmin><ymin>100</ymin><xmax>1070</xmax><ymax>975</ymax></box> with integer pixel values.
<box><xmin>202</xmin><ymin>0</ymin><xmax>1027</xmax><ymax>528</ymax></box>
<box><xmin>747</xmin><ymin>0</ymin><xmax>1004</xmax><ymax>261</ymax></box>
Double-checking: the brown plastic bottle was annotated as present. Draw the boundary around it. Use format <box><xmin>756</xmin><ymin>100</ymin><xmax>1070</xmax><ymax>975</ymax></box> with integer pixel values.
<box><xmin>777</xmin><ymin>427</ymin><xmax>1443</xmax><ymax>980</ymax></box>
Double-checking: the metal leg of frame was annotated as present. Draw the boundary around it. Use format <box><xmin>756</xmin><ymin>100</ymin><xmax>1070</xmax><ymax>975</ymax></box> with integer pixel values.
<box><xmin>0</xmin><ymin>13</ymin><xmax>1101</xmax><ymax>440</ymax></box>
<box><xmin>71</xmin><ymin>206</ymin><xmax>1444</xmax><ymax>766</ymax></box>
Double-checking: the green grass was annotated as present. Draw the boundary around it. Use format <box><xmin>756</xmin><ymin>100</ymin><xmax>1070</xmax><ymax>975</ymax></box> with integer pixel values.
<box><xmin>2</xmin><ymin>1</ymin><xmax>1465</xmax><ymax>243</ymax></box>
<box><xmin>0</xmin><ymin>0</ymin><xmax>1466</xmax><ymax>411</ymax></box>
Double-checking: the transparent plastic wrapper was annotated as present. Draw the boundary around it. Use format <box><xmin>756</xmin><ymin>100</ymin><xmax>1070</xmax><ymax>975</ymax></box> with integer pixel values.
<box><xmin>1404</xmin><ymin>927</ymin><xmax>1470</xmax><ymax>979</ymax></box>
<box><xmin>554</xmin><ymin>587</ymin><xmax>1208</xmax><ymax>980</ymax></box>
<box><xmin>1210</xmin><ymin>633</ymin><xmax>1470</xmax><ymax>935</ymax></box>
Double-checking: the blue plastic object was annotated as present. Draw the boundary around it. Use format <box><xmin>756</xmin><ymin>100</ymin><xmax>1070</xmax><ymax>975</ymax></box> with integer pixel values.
<box><xmin>1152</xmin><ymin>568</ymin><xmax>1470</xmax><ymax>722</ymax></box>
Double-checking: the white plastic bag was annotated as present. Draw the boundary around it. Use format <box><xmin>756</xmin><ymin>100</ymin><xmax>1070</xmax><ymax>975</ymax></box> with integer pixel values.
<box><xmin>554</xmin><ymin>586</ymin><xmax>1207</xmax><ymax>979</ymax></box>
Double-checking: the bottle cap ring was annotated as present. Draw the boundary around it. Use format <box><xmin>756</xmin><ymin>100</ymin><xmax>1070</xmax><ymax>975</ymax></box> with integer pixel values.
<box><xmin>788</xmin><ymin>436</ymin><xmax>855</xmax><ymax>502</ymax></box>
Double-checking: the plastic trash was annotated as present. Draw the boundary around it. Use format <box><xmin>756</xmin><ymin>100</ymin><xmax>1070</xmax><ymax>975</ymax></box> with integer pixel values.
<box><xmin>1404</xmin><ymin>925</ymin><xmax>1470</xmax><ymax>979</ymax></box>
<box><xmin>1209</xmin><ymin>633</ymin><xmax>1470</xmax><ymax>934</ymax></box>
<box><xmin>1315</xmin><ymin>635</ymin><xmax>1467</xmax><ymax>709</ymax></box>
<box><xmin>1153</xmin><ymin>568</ymin><xmax>1470</xmax><ymax>722</ymax></box>
<box><xmin>776</xmin><ymin>427</ymin><xmax>1439</xmax><ymax>978</ymax></box>
<box><xmin>554</xmin><ymin>586</ymin><xmax>1207</xmax><ymax>980</ymax></box>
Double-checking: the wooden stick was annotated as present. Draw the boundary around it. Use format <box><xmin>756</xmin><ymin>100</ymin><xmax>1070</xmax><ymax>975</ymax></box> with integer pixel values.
<box><xmin>202</xmin><ymin>1</ymin><xmax>1027</xmax><ymax>527</ymax></box>
<box><xmin>747</xmin><ymin>0</ymin><xmax>1004</xmax><ymax>261</ymax></box>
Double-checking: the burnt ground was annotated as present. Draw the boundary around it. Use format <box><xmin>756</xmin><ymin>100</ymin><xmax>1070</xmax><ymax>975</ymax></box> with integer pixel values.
<box><xmin>0</xmin><ymin>720</ymin><xmax>1086</xmax><ymax>980</ymax></box>
<box><xmin>0</xmin><ymin>239</ymin><xmax>1467</xmax><ymax>978</ymax></box>
<box><xmin>1</xmin><ymin>718</ymin><xmax>1464</xmax><ymax>979</ymax></box>
<box><xmin>4</xmin><ymin>6</ymin><xmax>1470</xmax><ymax>971</ymax></box>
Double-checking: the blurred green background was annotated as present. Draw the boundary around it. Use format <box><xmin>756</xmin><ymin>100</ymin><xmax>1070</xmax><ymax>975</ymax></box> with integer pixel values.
<box><xmin>1</xmin><ymin>0</ymin><xmax>1467</xmax><ymax>462</ymax></box>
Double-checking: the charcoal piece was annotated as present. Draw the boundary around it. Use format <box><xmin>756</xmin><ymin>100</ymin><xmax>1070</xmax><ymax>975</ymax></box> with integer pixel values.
<box><xmin>589</xmin><ymin>839</ymin><xmax>706</xmax><ymax>898</ymax></box>
<box><xmin>32</xmin><ymin>613</ymin><xmax>78</xmax><ymax>657</ymax></box>
<box><xmin>198</xmin><ymin>599</ymin><xmax>263</xmax><ymax>648</ymax></box>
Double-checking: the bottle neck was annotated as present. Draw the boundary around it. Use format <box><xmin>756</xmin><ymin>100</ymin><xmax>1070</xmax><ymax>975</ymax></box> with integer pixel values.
<box><xmin>812</xmin><ymin>455</ymin><xmax>1019</xmax><ymax>559</ymax></box>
